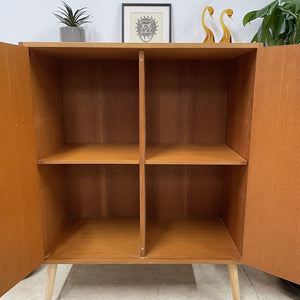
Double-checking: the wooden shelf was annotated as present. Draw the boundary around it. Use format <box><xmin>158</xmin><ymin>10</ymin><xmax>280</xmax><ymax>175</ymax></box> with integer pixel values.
<box><xmin>47</xmin><ymin>218</ymin><xmax>140</xmax><ymax>263</ymax></box>
<box><xmin>47</xmin><ymin>218</ymin><xmax>240</xmax><ymax>264</ymax></box>
<box><xmin>146</xmin><ymin>218</ymin><xmax>241</xmax><ymax>263</ymax></box>
<box><xmin>146</xmin><ymin>144</ymin><xmax>247</xmax><ymax>165</ymax></box>
<box><xmin>38</xmin><ymin>144</ymin><xmax>139</xmax><ymax>165</ymax></box>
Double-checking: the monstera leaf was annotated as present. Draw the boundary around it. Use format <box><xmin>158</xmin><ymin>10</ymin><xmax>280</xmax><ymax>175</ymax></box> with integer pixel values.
<box><xmin>243</xmin><ymin>0</ymin><xmax>300</xmax><ymax>46</ymax></box>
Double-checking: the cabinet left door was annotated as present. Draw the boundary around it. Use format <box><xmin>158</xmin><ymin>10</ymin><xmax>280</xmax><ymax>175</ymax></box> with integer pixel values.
<box><xmin>0</xmin><ymin>43</ymin><xmax>44</xmax><ymax>296</ymax></box>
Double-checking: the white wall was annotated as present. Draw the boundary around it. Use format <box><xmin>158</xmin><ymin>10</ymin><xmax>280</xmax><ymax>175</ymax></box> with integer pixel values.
<box><xmin>0</xmin><ymin>0</ymin><xmax>271</xmax><ymax>45</ymax></box>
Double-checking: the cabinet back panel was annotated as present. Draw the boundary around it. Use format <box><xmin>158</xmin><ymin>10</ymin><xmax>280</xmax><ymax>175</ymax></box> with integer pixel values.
<box><xmin>146</xmin><ymin>166</ymin><xmax>224</xmax><ymax>219</ymax></box>
<box><xmin>146</xmin><ymin>60</ymin><xmax>228</xmax><ymax>144</ymax></box>
<box><xmin>67</xmin><ymin>165</ymin><xmax>139</xmax><ymax>218</ymax></box>
<box><xmin>30</xmin><ymin>52</ymin><xmax>64</xmax><ymax>158</ymax></box>
<box><xmin>62</xmin><ymin>60</ymin><xmax>139</xmax><ymax>143</ymax></box>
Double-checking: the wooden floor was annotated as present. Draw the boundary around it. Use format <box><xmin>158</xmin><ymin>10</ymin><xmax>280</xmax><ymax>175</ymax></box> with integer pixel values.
<box><xmin>47</xmin><ymin>218</ymin><xmax>241</xmax><ymax>264</ymax></box>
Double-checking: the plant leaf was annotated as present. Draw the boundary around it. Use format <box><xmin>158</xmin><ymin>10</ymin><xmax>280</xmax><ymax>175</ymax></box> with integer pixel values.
<box><xmin>274</xmin><ymin>13</ymin><xmax>286</xmax><ymax>37</ymax></box>
<box><xmin>279</xmin><ymin>6</ymin><xmax>297</xmax><ymax>18</ymax></box>
<box><xmin>243</xmin><ymin>11</ymin><xmax>259</xmax><ymax>26</ymax></box>
<box><xmin>251</xmin><ymin>32</ymin><xmax>259</xmax><ymax>42</ymax></box>
<box><xmin>244</xmin><ymin>0</ymin><xmax>299</xmax><ymax>46</ymax></box>
<box><xmin>257</xmin><ymin>8</ymin><xmax>280</xmax><ymax>45</ymax></box>
<box><xmin>53</xmin><ymin>1</ymin><xmax>91</xmax><ymax>27</ymax></box>
<box><xmin>295</xmin><ymin>13</ymin><xmax>300</xmax><ymax>43</ymax></box>
<box><xmin>296</xmin><ymin>0</ymin><xmax>300</xmax><ymax>12</ymax></box>
<box><xmin>243</xmin><ymin>0</ymin><xmax>279</xmax><ymax>26</ymax></box>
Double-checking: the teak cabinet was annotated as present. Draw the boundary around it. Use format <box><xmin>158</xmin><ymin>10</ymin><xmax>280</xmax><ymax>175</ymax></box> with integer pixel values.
<box><xmin>0</xmin><ymin>42</ymin><xmax>299</xmax><ymax>299</ymax></box>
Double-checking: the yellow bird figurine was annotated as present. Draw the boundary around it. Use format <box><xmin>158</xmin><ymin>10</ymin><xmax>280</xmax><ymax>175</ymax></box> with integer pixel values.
<box><xmin>220</xmin><ymin>9</ymin><xmax>233</xmax><ymax>43</ymax></box>
<box><xmin>202</xmin><ymin>6</ymin><xmax>215</xmax><ymax>43</ymax></box>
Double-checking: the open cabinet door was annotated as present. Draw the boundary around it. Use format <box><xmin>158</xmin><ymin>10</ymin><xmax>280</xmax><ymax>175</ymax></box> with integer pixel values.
<box><xmin>243</xmin><ymin>45</ymin><xmax>300</xmax><ymax>284</ymax></box>
<box><xmin>0</xmin><ymin>43</ymin><xmax>44</xmax><ymax>296</ymax></box>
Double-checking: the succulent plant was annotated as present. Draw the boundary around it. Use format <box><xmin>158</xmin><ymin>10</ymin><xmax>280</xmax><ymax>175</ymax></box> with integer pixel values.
<box><xmin>53</xmin><ymin>1</ymin><xmax>91</xmax><ymax>27</ymax></box>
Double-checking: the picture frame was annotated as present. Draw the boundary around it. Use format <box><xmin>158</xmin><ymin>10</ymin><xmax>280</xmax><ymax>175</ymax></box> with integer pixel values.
<box><xmin>122</xmin><ymin>3</ymin><xmax>172</xmax><ymax>43</ymax></box>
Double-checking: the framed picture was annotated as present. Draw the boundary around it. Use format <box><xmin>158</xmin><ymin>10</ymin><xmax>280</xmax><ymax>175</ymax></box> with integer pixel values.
<box><xmin>122</xmin><ymin>3</ymin><xmax>171</xmax><ymax>43</ymax></box>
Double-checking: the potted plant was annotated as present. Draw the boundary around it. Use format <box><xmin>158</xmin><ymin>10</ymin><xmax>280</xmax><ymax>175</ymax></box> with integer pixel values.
<box><xmin>243</xmin><ymin>0</ymin><xmax>300</xmax><ymax>46</ymax></box>
<box><xmin>53</xmin><ymin>1</ymin><xmax>91</xmax><ymax>42</ymax></box>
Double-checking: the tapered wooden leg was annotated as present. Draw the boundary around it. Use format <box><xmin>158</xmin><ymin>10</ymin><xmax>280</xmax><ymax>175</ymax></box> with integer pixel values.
<box><xmin>227</xmin><ymin>264</ymin><xmax>240</xmax><ymax>300</ymax></box>
<box><xmin>45</xmin><ymin>264</ymin><xmax>57</xmax><ymax>300</ymax></box>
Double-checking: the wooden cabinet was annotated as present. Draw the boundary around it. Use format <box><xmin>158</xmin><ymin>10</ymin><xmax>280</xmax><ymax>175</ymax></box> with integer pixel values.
<box><xmin>0</xmin><ymin>42</ymin><xmax>299</xmax><ymax>298</ymax></box>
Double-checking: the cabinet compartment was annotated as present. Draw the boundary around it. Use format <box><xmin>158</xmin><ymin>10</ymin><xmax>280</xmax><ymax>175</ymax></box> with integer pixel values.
<box><xmin>145</xmin><ymin>52</ymin><xmax>256</xmax><ymax>164</ymax></box>
<box><xmin>145</xmin><ymin>165</ymin><xmax>243</xmax><ymax>262</ymax></box>
<box><xmin>39</xmin><ymin>165</ymin><xmax>140</xmax><ymax>261</ymax></box>
<box><xmin>142</xmin><ymin>52</ymin><xmax>256</xmax><ymax>259</ymax></box>
<box><xmin>30</xmin><ymin>52</ymin><xmax>139</xmax><ymax>164</ymax></box>
<box><xmin>30</xmin><ymin>46</ymin><xmax>255</xmax><ymax>263</ymax></box>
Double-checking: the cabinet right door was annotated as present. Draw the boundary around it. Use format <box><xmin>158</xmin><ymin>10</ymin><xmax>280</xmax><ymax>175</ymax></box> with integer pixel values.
<box><xmin>243</xmin><ymin>45</ymin><xmax>300</xmax><ymax>284</ymax></box>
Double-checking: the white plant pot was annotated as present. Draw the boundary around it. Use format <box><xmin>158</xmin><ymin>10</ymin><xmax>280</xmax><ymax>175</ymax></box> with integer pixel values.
<box><xmin>60</xmin><ymin>27</ymin><xmax>86</xmax><ymax>42</ymax></box>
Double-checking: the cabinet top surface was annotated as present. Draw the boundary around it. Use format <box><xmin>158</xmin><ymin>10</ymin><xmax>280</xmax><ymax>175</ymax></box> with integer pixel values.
<box><xmin>20</xmin><ymin>42</ymin><xmax>261</xmax><ymax>49</ymax></box>
<box><xmin>19</xmin><ymin>42</ymin><xmax>261</xmax><ymax>60</ymax></box>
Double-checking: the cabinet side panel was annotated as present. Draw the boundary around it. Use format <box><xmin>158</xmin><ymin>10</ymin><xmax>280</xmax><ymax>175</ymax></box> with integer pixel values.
<box><xmin>223</xmin><ymin>51</ymin><xmax>256</xmax><ymax>253</ymax></box>
<box><xmin>0</xmin><ymin>44</ymin><xmax>43</xmax><ymax>295</ymax></box>
<box><xmin>30</xmin><ymin>52</ymin><xmax>64</xmax><ymax>157</ymax></box>
<box><xmin>226</xmin><ymin>51</ymin><xmax>256</xmax><ymax>159</ymax></box>
<box><xmin>29</xmin><ymin>52</ymin><xmax>68</xmax><ymax>255</ymax></box>
<box><xmin>38</xmin><ymin>166</ymin><xmax>68</xmax><ymax>255</ymax></box>
<box><xmin>222</xmin><ymin>166</ymin><xmax>248</xmax><ymax>254</ymax></box>
<box><xmin>244</xmin><ymin>45</ymin><xmax>300</xmax><ymax>284</ymax></box>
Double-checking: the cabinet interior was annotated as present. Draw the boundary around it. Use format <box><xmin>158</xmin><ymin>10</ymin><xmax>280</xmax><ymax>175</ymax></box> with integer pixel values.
<box><xmin>29</xmin><ymin>48</ymin><xmax>256</xmax><ymax>263</ymax></box>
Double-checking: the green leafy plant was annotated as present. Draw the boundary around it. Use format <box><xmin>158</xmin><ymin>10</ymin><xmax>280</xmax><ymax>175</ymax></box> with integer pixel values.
<box><xmin>243</xmin><ymin>0</ymin><xmax>300</xmax><ymax>46</ymax></box>
<box><xmin>53</xmin><ymin>1</ymin><xmax>91</xmax><ymax>27</ymax></box>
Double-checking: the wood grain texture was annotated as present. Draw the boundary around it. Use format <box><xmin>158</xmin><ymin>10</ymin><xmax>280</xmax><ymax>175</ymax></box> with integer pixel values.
<box><xmin>62</xmin><ymin>59</ymin><xmax>139</xmax><ymax>144</ymax></box>
<box><xmin>20</xmin><ymin>43</ymin><xmax>261</xmax><ymax>60</ymax></box>
<box><xmin>38</xmin><ymin>166</ymin><xmax>68</xmax><ymax>256</ymax></box>
<box><xmin>146</xmin><ymin>60</ymin><xmax>228</xmax><ymax>144</ymax></box>
<box><xmin>228</xmin><ymin>264</ymin><xmax>241</xmax><ymax>300</ymax></box>
<box><xmin>222</xmin><ymin>166</ymin><xmax>248</xmax><ymax>254</ymax></box>
<box><xmin>146</xmin><ymin>144</ymin><xmax>247</xmax><ymax>165</ymax></box>
<box><xmin>38</xmin><ymin>144</ymin><xmax>139</xmax><ymax>164</ymax></box>
<box><xmin>47</xmin><ymin>218</ymin><xmax>140</xmax><ymax>263</ymax></box>
<box><xmin>146</xmin><ymin>219</ymin><xmax>241</xmax><ymax>262</ymax></box>
<box><xmin>67</xmin><ymin>165</ymin><xmax>139</xmax><ymax>218</ymax></box>
<box><xmin>243</xmin><ymin>45</ymin><xmax>300</xmax><ymax>284</ymax></box>
<box><xmin>226</xmin><ymin>51</ymin><xmax>256</xmax><ymax>159</ymax></box>
<box><xmin>29</xmin><ymin>52</ymin><xmax>69</xmax><ymax>257</ymax></box>
<box><xmin>139</xmin><ymin>51</ymin><xmax>146</xmax><ymax>256</ymax></box>
<box><xmin>45</xmin><ymin>264</ymin><xmax>57</xmax><ymax>300</ymax></box>
<box><xmin>223</xmin><ymin>51</ymin><xmax>256</xmax><ymax>255</ymax></box>
<box><xmin>46</xmin><ymin>218</ymin><xmax>240</xmax><ymax>264</ymax></box>
<box><xmin>146</xmin><ymin>166</ymin><xmax>224</xmax><ymax>219</ymax></box>
<box><xmin>29</xmin><ymin>51</ymin><xmax>64</xmax><ymax>158</ymax></box>
<box><xmin>0</xmin><ymin>43</ymin><xmax>43</xmax><ymax>296</ymax></box>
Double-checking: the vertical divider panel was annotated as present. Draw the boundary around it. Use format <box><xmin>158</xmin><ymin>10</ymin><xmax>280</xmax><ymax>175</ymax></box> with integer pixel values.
<box><xmin>139</xmin><ymin>50</ymin><xmax>146</xmax><ymax>257</ymax></box>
